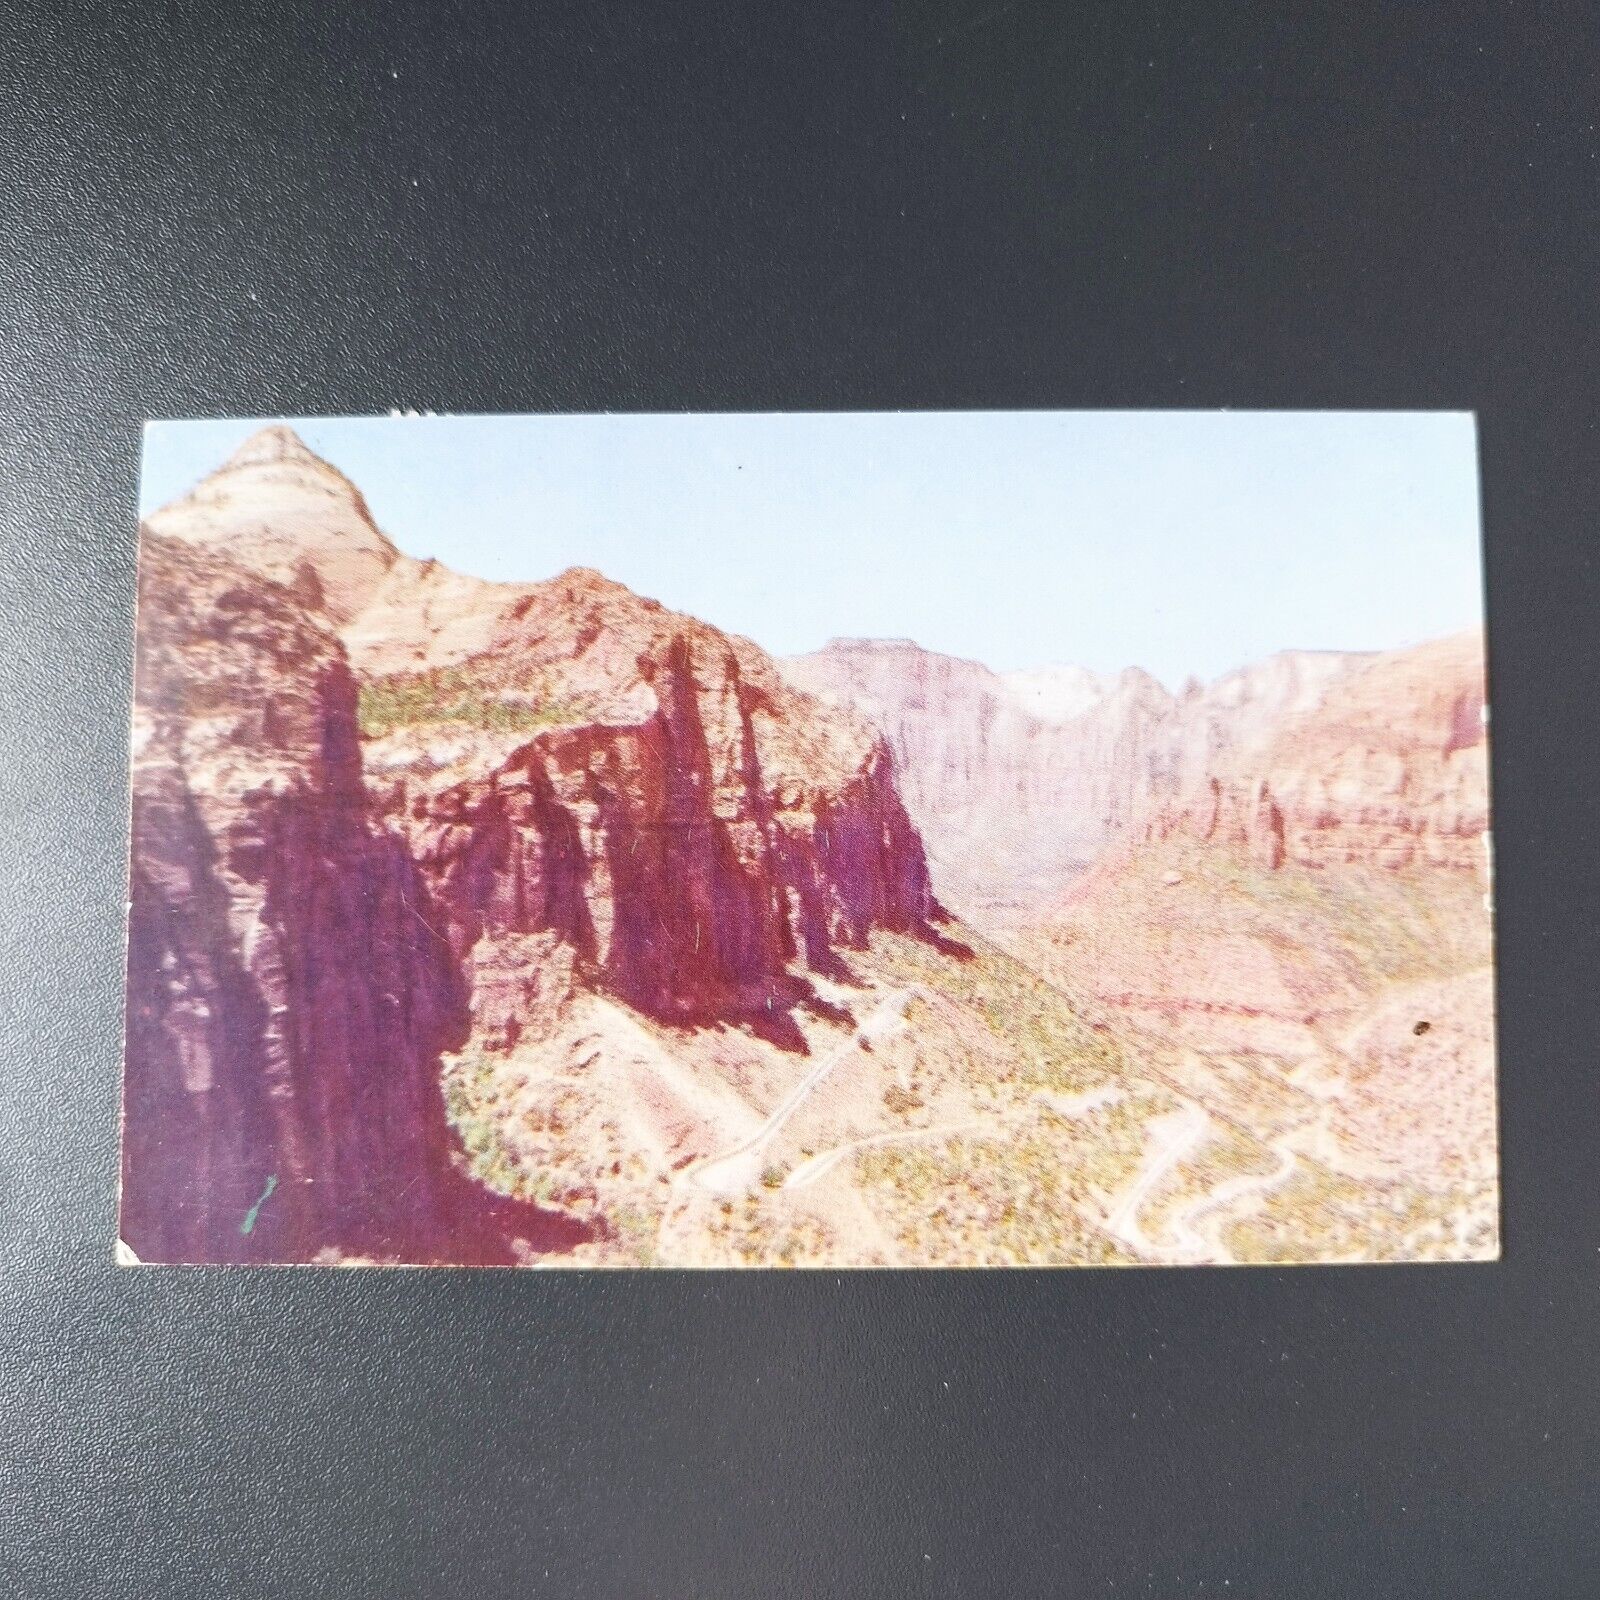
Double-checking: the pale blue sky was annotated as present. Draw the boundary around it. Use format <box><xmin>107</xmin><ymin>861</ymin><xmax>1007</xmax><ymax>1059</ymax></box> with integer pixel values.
<box><xmin>140</xmin><ymin>411</ymin><xmax>1483</xmax><ymax>687</ymax></box>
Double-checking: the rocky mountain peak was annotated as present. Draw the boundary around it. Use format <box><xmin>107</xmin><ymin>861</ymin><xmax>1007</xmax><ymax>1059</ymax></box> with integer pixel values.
<box><xmin>144</xmin><ymin>425</ymin><xmax>401</xmax><ymax>625</ymax></box>
<box><xmin>222</xmin><ymin>422</ymin><xmax>326</xmax><ymax>469</ymax></box>
<box><xmin>1000</xmin><ymin>663</ymin><xmax>1114</xmax><ymax>724</ymax></box>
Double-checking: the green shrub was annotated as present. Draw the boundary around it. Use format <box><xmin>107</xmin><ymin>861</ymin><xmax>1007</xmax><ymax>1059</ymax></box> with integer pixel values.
<box><xmin>357</xmin><ymin>664</ymin><xmax>573</xmax><ymax>739</ymax></box>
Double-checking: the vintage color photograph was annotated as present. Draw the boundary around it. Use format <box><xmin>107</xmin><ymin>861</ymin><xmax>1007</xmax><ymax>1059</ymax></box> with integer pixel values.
<box><xmin>120</xmin><ymin>412</ymin><xmax>1496</xmax><ymax>1267</ymax></box>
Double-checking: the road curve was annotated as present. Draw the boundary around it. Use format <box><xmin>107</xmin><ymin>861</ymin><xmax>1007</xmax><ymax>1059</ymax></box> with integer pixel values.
<box><xmin>782</xmin><ymin>1082</ymin><xmax>1125</xmax><ymax>1193</ymax></box>
<box><xmin>1102</xmin><ymin>1102</ymin><xmax>1211</xmax><ymax>1260</ymax></box>
<box><xmin>686</xmin><ymin>987</ymin><xmax>918</xmax><ymax>1196</ymax></box>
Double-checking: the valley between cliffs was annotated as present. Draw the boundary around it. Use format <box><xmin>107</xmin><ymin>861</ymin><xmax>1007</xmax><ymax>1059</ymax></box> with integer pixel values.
<box><xmin>121</xmin><ymin>425</ymin><xmax>1497</xmax><ymax>1267</ymax></box>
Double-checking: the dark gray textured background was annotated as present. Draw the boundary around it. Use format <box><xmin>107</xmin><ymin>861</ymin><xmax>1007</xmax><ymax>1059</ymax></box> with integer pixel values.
<box><xmin>2</xmin><ymin>3</ymin><xmax>1596</xmax><ymax>1594</ymax></box>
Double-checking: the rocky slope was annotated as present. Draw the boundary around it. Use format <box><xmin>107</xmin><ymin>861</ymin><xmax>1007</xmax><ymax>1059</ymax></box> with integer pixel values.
<box><xmin>122</xmin><ymin>428</ymin><xmax>942</xmax><ymax>1261</ymax></box>
<box><xmin>998</xmin><ymin>630</ymin><xmax>1496</xmax><ymax>1251</ymax></box>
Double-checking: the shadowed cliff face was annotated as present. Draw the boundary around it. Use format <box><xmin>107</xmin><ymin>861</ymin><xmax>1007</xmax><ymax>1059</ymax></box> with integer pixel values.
<box><xmin>122</xmin><ymin>534</ymin><xmax>594</xmax><ymax>1263</ymax></box>
<box><xmin>376</xmin><ymin>589</ymin><xmax>940</xmax><ymax>1054</ymax></box>
<box><xmin>122</xmin><ymin>431</ymin><xmax>943</xmax><ymax>1260</ymax></box>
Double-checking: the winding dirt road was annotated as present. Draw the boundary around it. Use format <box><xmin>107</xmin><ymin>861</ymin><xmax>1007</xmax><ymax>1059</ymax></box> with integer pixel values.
<box><xmin>1101</xmin><ymin>1082</ymin><xmax>1302</xmax><ymax>1264</ymax></box>
<box><xmin>685</xmin><ymin>986</ymin><xmax>918</xmax><ymax>1196</ymax></box>
<box><xmin>1102</xmin><ymin>1103</ymin><xmax>1212</xmax><ymax>1259</ymax></box>
<box><xmin>781</xmin><ymin>1082</ymin><xmax>1124</xmax><ymax>1193</ymax></box>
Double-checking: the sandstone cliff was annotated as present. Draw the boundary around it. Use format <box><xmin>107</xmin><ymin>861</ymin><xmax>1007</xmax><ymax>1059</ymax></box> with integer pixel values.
<box><xmin>1139</xmin><ymin>632</ymin><xmax>1489</xmax><ymax>873</ymax></box>
<box><xmin>784</xmin><ymin>631</ymin><xmax>1488</xmax><ymax>917</ymax></box>
<box><xmin>782</xmin><ymin>639</ymin><xmax>1170</xmax><ymax>916</ymax></box>
<box><xmin>355</xmin><ymin>564</ymin><xmax>940</xmax><ymax>1053</ymax></box>
<box><xmin>123</xmin><ymin>429</ymin><xmax>941</xmax><ymax>1260</ymax></box>
<box><xmin>122</xmin><ymin>533</ymin><xmax>508</xmax><ymax>1262</ymax></box>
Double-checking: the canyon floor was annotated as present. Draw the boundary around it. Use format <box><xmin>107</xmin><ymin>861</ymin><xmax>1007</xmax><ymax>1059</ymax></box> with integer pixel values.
<box><xmin>438</xmin><ymin>843</ymin><xmax>1496</xmax><ymax>1268</ymax></box>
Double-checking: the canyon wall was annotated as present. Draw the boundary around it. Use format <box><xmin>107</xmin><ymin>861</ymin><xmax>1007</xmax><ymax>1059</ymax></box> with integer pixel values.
<box><xmin>785</xmin><ymin>631</ymin><xmax>1488</xmax><ymax>918</ymax></box>
<box><xmin>123</xmin><ymin>431</ymin><xmax>941</xmax><ymax>1259</ymax></box>
<box><xmin>371</xmin><ymin>572</ymin><xmax>941</xmax><ymax>1053</ymax></box>
<box><xmin>123</xmin><ymin>534</ymin><xmax>483</xmax><ymax>1262</ymax></box>
<box><xmin>782</xmin><ymin>639</ymin><xmax>1171</xmax><ymax>915</ymax></box>
<box><xmin>1138</xmin><ymin>632</ymin><xmax>1488</xmax><ymax>873</ymax></box>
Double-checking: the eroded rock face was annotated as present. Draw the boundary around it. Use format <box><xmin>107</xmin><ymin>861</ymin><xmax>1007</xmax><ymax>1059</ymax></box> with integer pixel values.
<box><xmin>368</xmin><ymin>576</ymin><xmax>939</xmax><ymax>1052</ymax></box>
<box><xmin>124</xmin><ymin>430</ymin><xmax>943</xmax><ymax>1257</ymax></box>
<box><xmin>1140</xmin><ymin>633</ymin><xmax>1489</xmax><ymax>873</ymax></box>
<box><xmin>784</xmin><ymin>632</ymin><xmax>1489</xmax><ymax>919</ymax></box>
<box><xmin>782</xmin><ymin>640</ymin><xmax>1171</xmax><ymax>917</ymax></box>
<box><xmin>122</xmin><ymin>534</ymin><xmax>562</xmax><ymax>1263</ymax></box>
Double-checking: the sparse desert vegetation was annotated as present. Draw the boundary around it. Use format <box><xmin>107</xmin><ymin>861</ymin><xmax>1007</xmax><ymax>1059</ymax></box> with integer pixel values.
<box><xmin>435</xmin><ymin>882</ymin><xmax>1496</xmax><ymax>1268</ymax></box>
<box><xmin>358</xmin><ymin>662</ymin><xmax>574</xmax><ymax>739</ymax></box>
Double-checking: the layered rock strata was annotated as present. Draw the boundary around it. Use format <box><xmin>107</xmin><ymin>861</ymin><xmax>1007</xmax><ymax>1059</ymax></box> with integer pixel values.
<box><xmin>122</xmin><ymin>430</ymin><xmax>942</xmax><ymax>1260</ymax></box>
<box><xmin>784</xmin><ymin>631</ymin><xmax>1488</xmax><ymax>916</ymax></box>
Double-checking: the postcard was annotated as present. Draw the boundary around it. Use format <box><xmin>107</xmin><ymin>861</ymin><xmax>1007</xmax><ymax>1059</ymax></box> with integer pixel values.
<box><xmin>120</xmin><ymin>412</ymin><xmax>1496</xmax><ymax>1266</ymax></box>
